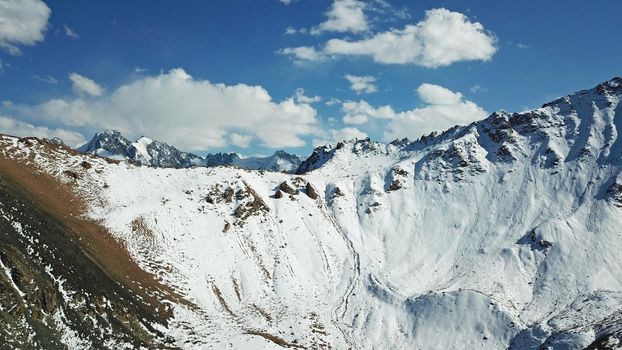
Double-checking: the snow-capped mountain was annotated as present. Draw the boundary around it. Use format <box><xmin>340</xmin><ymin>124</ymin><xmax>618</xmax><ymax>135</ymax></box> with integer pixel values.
<box><xmin>236</xmin><ymin>150</ymin><xmax>303</xmax><ymax>173</ymax></box>
<box><xmin>77</xmin><ymin>129</ymin><xmax>204</xmax><ymax>168</ymax></box>
<box><xmin>1</xmin><ymin>77</ymin><xmax>621</xmax><ymax>349</ymax></box>
<box><xmin>78</xmin><ymin>130</ymin><xmax>302</xmax><ymax>172</ymax></box>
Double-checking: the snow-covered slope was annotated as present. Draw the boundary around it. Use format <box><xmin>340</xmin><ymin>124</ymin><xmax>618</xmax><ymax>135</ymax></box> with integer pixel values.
<box><xmin>78</xmin><ymin>130</ymin><xmax>302</xmax><ymax>172</ymax></box>
<box><xmin>2</xmin><ymin>77</ymin><xmax>622</xmax><ymax>349</ymax></box>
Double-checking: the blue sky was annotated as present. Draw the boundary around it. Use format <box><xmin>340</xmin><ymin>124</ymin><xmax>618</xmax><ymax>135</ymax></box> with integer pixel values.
<box><xmin>0</xmin><ymin>0</ymin><xmax>620</xmax><ymax>156</ymax></box>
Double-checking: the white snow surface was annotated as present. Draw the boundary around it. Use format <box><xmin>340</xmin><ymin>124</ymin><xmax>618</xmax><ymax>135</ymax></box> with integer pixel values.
<box><xmin>2</xmin><ymin>78</ymin><xmax>622</xmax><ymax>349</ymax></box>
<box><xmin>131</xmin><ymin>136</ymin><xmax>154</xmax><ymax>163</ymax></box>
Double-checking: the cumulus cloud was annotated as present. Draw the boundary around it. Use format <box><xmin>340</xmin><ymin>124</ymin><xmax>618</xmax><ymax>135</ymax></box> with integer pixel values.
<box><xmin>278</xmin><ymin>46</ymin><xmax>324</xmax><ymax>62</ymax></box>
<box><xmin>284</xmin><ymin>26</ymin><xmax>298</xmax><ymax>35</ymax></box>
<box><xmin>339</xmin><ymin>83</ymin><xmax>487</xmax><ymax>140</ymax></box>
<box><xmin>416</xmin><ymin>83</ymin><xmax>463</xmax><ymax>105</ymax></box>
<box><xmin>384</xmin><ymin>83</ymin><xmax>488</xmax><ymax>140</ymax></box>
<box><xmin>69</xmin><ymin>73</ymin><xmax>104</xmax><ymax>97</ymax></box>
<box><xmin>281</xmin><ymin>8</ymin><xmax>497</xmax><ymax>67</ymax></box>
<box><xmin>325</xmin><ymin>8</ymin><xmax>497</xmax><ymax>67</ymax></box>
<box><xmin>230</xmin><ymin>133</ymin><xmax>253</xmax><ymax>148</ymax></box>
<box><xmin>279</xmin><ymin>0</ymin><xmax>298</xmax><ymax>4</ymax></box>
<box><xmin>344</xmin><ymin>74</ymin><xmax>377</xmax><ymax>94</ymax></box>
<box><xmin>294</xmin><ymin>88</ymin><xmax>321</xmax><ymax>104</ymax></box>
<box><xmin>0</xmin><ymin>115</ymin><xmax>86</xmax><ymax>146</ymax></box>
<box><xmin>0</xmin><ymin>0</ymin><xmax>51</xmax><ymax>54</ymax></box>
<box><xmin>311</xmin><ymin>0</ymin><xmax>368</xmax><ymax>35</ymax></box>
<box><xmin>313</xmin><ymin>126</ymin><xmax>367</xmax><ymax>147</ymax></box>
<box><xmin>19</xmin><ymin>68</ymin><xmax>319</xmax><ymax>150</ymax></box>
<box><xmin>342</xmin><ymin>100</ymin><xmax>395</xmax><ymax>124</ymax></box>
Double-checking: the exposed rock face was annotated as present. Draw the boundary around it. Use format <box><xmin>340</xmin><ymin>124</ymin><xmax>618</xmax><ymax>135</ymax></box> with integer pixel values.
<box><xmin>278</xmin><ymin>181</ymin><xmax>298</xmax><ymax>195</ymax></box>
<box><xmin>608</xmin><ymin>181</ymin><xmax>622</xmax><ymax>207</ymax></box>
<box><xmin>334</xmin><ymin>187</ymin><xmax>345</xmax><ymax>197</ymax></box>
<box><xmin>386</xmin><ymin>166</ymin><xmax>409</xmax><ymax>191</ymax></box>
<box><xmin>305</xmin><ymin>182</ymin><xmax>319</xmax><ymax>199</ymax></box>
<box><xmin>296</xmin><ymin>145</ymin><xmax>334</xmax><ymax>175</ymax></box>
<box><xmin>233</xmin><ymin>184</ymin><xmax>270</xmax><ymax>223</ymax></box>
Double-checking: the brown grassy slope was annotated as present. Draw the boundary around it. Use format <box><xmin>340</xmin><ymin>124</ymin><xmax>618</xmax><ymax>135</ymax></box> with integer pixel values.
<box><xmin>0</xmin><ymin>137</ymin><xmax>185</xmax><ymax>320</ymax></box>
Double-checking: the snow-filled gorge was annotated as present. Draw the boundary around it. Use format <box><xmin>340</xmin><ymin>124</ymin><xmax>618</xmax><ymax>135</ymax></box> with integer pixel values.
<box><xmin>1</xmin><ymin>77</ymin><xmax>622</xmax><ymax>349</ymax></box>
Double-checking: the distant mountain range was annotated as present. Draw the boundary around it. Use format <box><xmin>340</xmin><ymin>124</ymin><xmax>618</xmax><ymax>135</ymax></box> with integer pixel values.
<box><xmin>77</xmin><ymin>130</ymin><xmax>302</xmax><ymax>172</ymax></box>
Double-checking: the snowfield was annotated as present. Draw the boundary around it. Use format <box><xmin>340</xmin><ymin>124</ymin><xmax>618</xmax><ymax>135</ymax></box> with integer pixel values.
<box><xmin>2</xmin><ymin>77</ymin><xmax>622</xmax><ymax>349</ymax></box>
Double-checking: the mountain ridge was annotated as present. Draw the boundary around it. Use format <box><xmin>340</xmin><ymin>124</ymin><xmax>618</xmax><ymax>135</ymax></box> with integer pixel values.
<box><xmin>77</xmin><ymin>129</ymin><xmax>303</xmax><ymax>172</ymax></box>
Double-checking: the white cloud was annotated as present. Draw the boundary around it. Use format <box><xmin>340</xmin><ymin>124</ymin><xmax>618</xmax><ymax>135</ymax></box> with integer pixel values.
<box><xmin>313</xmin><ymin>126</ymin><xmax>367</xmax><ymax>147</ymax></box>
<box><xmin>294</xmin><ymin>88</ymin><xmax>321</xmax><ymax>104</ymax></box>
<box><xmin>311</xmin><ymin>0</ymin><xmax>369</xmax><ymax>35</ymax></box>
<box><xmin>325</xmin><ymin>97</ymin><xmax>342</xmax><ymax>106</ymax></box>
<box><xmin>0</xmin><ymin>0</ymin><xmax>51</xmax><ymax>54</ymax></box>
<box><xmin>344</xmin><ymin>74</ymin><xmax>378</xmax><ymax>94</ymax></box>
<box><xmin>21</xmin><ymin>68</ymin><xmax>319</xmax><ymax>150</ymax></box>
<box><xmin>0</xmin><ymin>115</ymin><xmax>86</xmax><ymax>146</ymax></box>
<box><xmin>64</xmin><ymin>25</ymin><xmax>79</xmax><ymax>39</ymax></box>
<box><xmin>393</xmin><ymin>7</ymin><xmax>411</xmax><ymax>20</ymax></box>
<box><xmin>69</xmin><ymin>73</ymin><xmax>104</xmax><ymax>97</ymax></box>
<box><xmin>342</xmin><ymin>100</ymin><xmax>395</xmax><ymax>124</ymax></box>
<box><xmin>34</xmin><ymin>75</ymin><xmax>58</xmax><ymax>84</ymax></box>
<box><xmin>284</xmin><ymin>26</ymin><xmax>298</xmax><ymax>35</ymax></box>
<box><xmin>324</xmin><ymin>8</ymin><xmax>497</xmax><ymax>67</ymax></box>
<box><xmin>383</xmin><ymin>83</ymin><xmax>488</xmax><ymax>140</ymax></box>
<box><xmin>278</xmin><ymin>46</ymin><xmax>323</xmax><ymax>62</ymax></box>
<box><xmin>338</xmin><ymin>83</ymin><xmax>487</xmax><ymax>141</ymax></box>
<box><xmin>230</xmin><ymin>133</ymin><xmax>252</xmax><ymax>148</ymax></box>
<box><xmin>279</xmin><ymin>0</ymin><xmax>298</xmax><ymax>4</ymax></box>
<box><xmin>416</xmin><ymin>83</ymin><xmax>463</xmax><ymax>105</ymax></box>
<box><xmin>469</xmin><ymin>84</ymin><xmax>489</xmax><ymax>94</ymax></box>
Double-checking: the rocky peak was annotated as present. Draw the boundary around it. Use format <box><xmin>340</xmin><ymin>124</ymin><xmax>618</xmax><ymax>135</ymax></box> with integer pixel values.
<box><xmin>78</xmin><ymin>130</ymin><xmax>202</xmax><ymax>168</ymax></box>
<box><xmin>77</xmin><ymin>129</ymin><xmax>133</xmax><ymax>157</ymax></box>
<box><xmin>203</xmin><ymin>152</ymin><xmax>241</xmax><ymax>167</ymax></box>
<box><xmin>234</xmin><ymin>150</ymin><xmax>302</xmax><ymax>172</ymax></box>
<box><xmin>296</xmin><ymin>138</ymin><xmax>390</xmax><ymax>174</ymax></box>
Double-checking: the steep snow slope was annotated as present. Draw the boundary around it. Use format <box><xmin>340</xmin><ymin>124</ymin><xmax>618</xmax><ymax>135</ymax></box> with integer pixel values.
<box><xmin>1</xmin><ymin>77</ymin><xmax>622</xmax><ymax>349</ymax></box>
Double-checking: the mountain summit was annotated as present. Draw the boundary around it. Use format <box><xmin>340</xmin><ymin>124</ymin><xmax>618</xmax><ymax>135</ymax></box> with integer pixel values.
<box><xmin>77</xmin><ymin>130</ymin><xmax>204</xmax><ymax>168</ymax></box>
